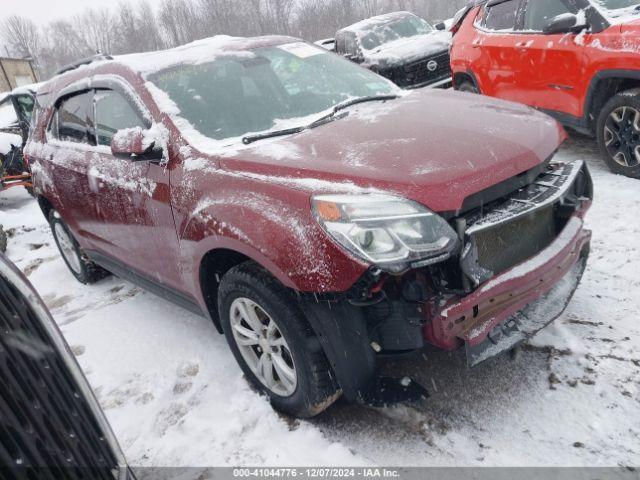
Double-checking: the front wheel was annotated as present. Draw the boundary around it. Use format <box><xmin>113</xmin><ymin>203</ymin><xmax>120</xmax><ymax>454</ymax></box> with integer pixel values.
<box><xmin>218</xmin><ymin>262</ymin><xmax>340</xmax><ymax>418</ymax></box>
<box><xmin>456</xmin><ymin>79</ymin><xmax>479</xmax><ymax>94</ymax></box>
<box><xmin>596</xmin><ymin>91</ymin><xmax>640</xmax><ymax>179</ymax></box>
<box><xmin>49</xmin><ymin>210</ymin><xmax>109</xmax><ymax>284</ymax></box>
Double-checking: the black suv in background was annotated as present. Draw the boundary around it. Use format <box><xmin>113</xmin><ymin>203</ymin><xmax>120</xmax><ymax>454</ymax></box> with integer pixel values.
<box><xmin>335</xmin><ymin>11</ymin><xmax>452</xmax><ymax>89</ymax></box>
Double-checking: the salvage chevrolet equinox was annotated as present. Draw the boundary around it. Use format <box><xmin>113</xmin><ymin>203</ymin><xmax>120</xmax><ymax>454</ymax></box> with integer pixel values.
<box><xmin>26</xmin><ymin>36</ymin><xmax>593</xmax><ymax>418</ymax></box>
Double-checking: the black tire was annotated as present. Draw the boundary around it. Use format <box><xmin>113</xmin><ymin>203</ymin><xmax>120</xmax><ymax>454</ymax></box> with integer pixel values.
<box><xmin>48</xmin><ymin>210</ymin><xmax>109</xmax><ymax>284</ymax></box>
<box><xmin>218</xmin><ymin>261</ymin><xmax>340</xmax><ymax>418</ymax></box>
<box><xmin>596</xmin><ymin>90</ymin><xmax>640</xmax><ymax>179</ymax></box>
<box><xmin>457</xmin><ymin>79</ymin><xmax>479</xmax><ymax>94</ymax></box>
<box><xmin>0</xmin><ymin>226</ymin><xmax>7</xmax><ymax>254</ymax></box>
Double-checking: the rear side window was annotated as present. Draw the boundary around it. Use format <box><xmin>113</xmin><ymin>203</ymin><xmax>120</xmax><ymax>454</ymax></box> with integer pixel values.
<box><xmin>94</xmin><ymin>90</ymin><xmax>146</xmax><ymax>147</ymax></box>
<box><xmin>523</xmin><ymin>0</ymin><xmax>572</xmax><ymax>31</ymax></box>
<box><xmin>483</xmin><ymin>0</ymin><xmax>521</xmax><ymax>30</ymax></box>
<box><xmin>55</xmin><ymin>92</ymin><xmax>95</xmax><ymax>145</ymax></box>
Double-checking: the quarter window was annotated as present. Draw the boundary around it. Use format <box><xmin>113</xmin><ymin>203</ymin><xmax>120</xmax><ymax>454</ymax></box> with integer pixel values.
<box><xmin>56</xmin><ymin>91</ymin><xmax>95</xmax><ymax>145</ymax></box>
<box><xmin>524</xmin><ymin>0</ymin><xmax>572</xmax><ymax>31</ymax></box>
<box><xmin>94</xmin><ymin>90</ymin><xmax>146</xmax><ymax>147</ymax></box>
<box><xmin>483</xmin><ymin>0</ymin><xmax>521</xmax><ymax>31</ymax></box>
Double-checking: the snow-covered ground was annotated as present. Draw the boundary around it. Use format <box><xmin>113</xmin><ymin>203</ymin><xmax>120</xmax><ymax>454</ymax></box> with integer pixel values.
<box><xmin>0</xmin><ymin>134</ymin><xmax>638</xmax><ymax>467</ymax></box>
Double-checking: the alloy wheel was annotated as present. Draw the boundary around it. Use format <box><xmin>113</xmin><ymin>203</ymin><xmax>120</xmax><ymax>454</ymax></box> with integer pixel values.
<box><xmin>604</xmin><ymin>106</ymin><xmax>640</xmax><ymax>168</ymax></box>
<box><xmin>54</xmin><ymin>223</ymin><xmax>82</xmax><ymax>274</ymax></box>
<box><xmin>229</xmin><ymin>297</ymin><xmax>297</xmax><ymax>397</ymax></box>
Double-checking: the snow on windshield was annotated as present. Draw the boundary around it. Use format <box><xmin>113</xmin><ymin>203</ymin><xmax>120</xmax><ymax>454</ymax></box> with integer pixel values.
<box><xmin>144</xmin><ymin>41</ymin><xmax>398</xmax><ymax>153</ymax></box>
<box><xmin>348</xmin><ymin>12</ymin><xmax>434</xmax><ymax>50</ymax></box>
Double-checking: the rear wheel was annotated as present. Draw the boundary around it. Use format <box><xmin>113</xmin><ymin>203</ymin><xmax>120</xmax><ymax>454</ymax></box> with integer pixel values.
<box><xmin>596</xmin><ymin>91</ymin><xmax>640</xmax><ymax>179</ymax></box>
<box><xmin>218</xmin><ymin>262</ymin><xmax>340</xmax><ymax>418</ymax></box>
<box><xmin>49</xmin><ymin>210</ymin><xmax>109</xmax><ymax>284</ymax></box>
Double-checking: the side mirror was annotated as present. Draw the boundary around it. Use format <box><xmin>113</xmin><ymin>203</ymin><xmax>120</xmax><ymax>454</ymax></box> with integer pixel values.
<box><xmin>346</xmin><ymin>54</ymin><xmax>364</xmax><ymax>64</ymax></box>
<box><xmin>435</xmin><ymin>21</ymin><xmax>446</xmax><ymax>31</ymax></box>
<box><xmin>543</xmin><ymin>13</ymin><xmax>588</xmax><ymax>35</ymax></box>
<box><xmin>111</xmin><ymin>127</ymin><xmax>164</xmax><ymax>162</ymax></box>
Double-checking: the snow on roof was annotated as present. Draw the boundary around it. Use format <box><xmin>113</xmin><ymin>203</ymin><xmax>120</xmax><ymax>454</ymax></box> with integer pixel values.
<box><xmin>47</xmin><ymin>35</ymin><xmax>300</xmax><ymax>84</ymax></box>
<box><xmin>11</xmin><ymin>81</ymin><xmax>44</xmax><ymax>95</ymax></box>
<box><xmin>114</xmin><ymin>35</ymin><xmax>298</xmax><ymax>76</ymax></box>
<box><xmin>341</xmin><ymin>11</ymin><xmax>417</xmax><ymax>36</ymax></box>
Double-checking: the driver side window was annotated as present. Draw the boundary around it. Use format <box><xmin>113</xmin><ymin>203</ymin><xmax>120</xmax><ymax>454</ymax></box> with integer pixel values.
<box><xmin>344</xmin><ymin>33</ymin><xmax>359</xmax><ymax>58</ymax></box>
<box><xmin>336</xmin><ymin>32</ymin><xmax>359</xmax><ymax>57</ymax></box>
<box><xmin>94</xmin><ymin>90</ymin><xmax>146</xmax><ymax>147</ymax></box>
<box><xmin>523</xmin><ymin>0</ymin><xmax>572</xmax><ymax>31</ymax></box>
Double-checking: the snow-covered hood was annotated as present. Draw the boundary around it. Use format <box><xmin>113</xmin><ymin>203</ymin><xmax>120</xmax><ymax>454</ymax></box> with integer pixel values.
<box><xmin>220</xmin><ymin>89</ymin><xmax>565</xmax><ymax>213</ymax></box>
<box><xmin>0</xmin><ymin>132</ymin><xmax>22</xmax><ymax>155</ymax></box>
<box><xmin>363</xmin><ymin>31</ymin><xmax>451</xmax><ymax>67</ymax></box>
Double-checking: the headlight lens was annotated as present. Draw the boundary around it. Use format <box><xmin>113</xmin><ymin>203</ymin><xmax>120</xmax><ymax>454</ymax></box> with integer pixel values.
<box><xmin>312</xmin><ymin>194</ymin><xmax>459</xmax><ymax>273</ymax></box>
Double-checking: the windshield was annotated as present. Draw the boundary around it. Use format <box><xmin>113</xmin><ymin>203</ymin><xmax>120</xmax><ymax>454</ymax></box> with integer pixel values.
<box><xmin>149</xmin><ymin>43</ymin><xmax>397</xmax><ymax>144</ymax></box>
<box><xmin>358</xmin><ymin>15</ymin><xmax>434</xmax><ymax>51</ymax></box>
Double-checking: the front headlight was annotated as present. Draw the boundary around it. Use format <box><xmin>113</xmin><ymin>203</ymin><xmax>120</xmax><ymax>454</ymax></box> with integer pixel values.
<box><xmin>312</xmin><ymin>194</ymin><xmax>459</xmax><ymax>273</ymax></box>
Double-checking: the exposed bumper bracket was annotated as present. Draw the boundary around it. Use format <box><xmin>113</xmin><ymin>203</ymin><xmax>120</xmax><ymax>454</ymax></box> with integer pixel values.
<box><xmin>466</xmin><ymin>256</ymin><xmax>588</xmax><ymax>367</ymax></box>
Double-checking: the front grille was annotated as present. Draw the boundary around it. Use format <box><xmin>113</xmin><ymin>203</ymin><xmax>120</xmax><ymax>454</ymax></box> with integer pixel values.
<box><xmin>0</xmin><ymin>273</ymin><xmax>118</xmax><ymax>478</ymax></box>
<box><xmin>473</xmin><ymin>206</ymin><xmax>557</xmax><ymax>275</ymax></box>
<box><xmin>401</xmin><ymin>52</ymin><xmax>451</xmax><ymax>87</ymax></box>
<box><xmin>459</xmin><ymin>160</ymin><xmax>591</xmax><ymax>283</ymax></box>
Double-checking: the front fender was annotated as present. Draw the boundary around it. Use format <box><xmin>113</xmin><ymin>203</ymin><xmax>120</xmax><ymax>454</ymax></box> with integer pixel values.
<box><xmin>179</xmin><ymin>187</ymin><xmax>369</xmax><ymax>297</ymax></box>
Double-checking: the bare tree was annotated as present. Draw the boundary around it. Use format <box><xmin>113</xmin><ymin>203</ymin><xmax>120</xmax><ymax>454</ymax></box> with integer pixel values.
<box><xmin>158</xmin><ymin>0</ymin><xmax>203</xmax><ymax>47</ymax></box>
<box><xmin>1</xmin><ymin>15</ymin><xmax>40</xmax><ymax>60</ymax></box>
<box><xmin>74</xmin><ymin>8</ymin><xmax>118</xmax><ymax>54</ymax></box>
<box><xmin>114</xmin><ymin>1</ymin><xmax>164</xmax><ymax>54</ymax></box>
<box><xmin>38</xmin><ymin>19</ymin><xmax>92</xmax><ymax>76</ymax></box>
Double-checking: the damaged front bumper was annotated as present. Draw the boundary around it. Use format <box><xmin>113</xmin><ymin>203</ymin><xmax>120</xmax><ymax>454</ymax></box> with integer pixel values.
<box><xmin>425</xmin><ymin>160</ymin><xmax>593</xmax><ymax>365</ymax></box>
<box><xmin>301</xmin><ymin>159</ymin><xmax>592</xmax><ymax>406</ymax></box>
<box><xmin>465</xmin><ymin>256</ymin><xmax>587</xmax><ymax>366</ymax></box>
<box><xmin>428</xmin><ymin>215</ymin><xmax>591</xmax><ymax>359</ymax></box>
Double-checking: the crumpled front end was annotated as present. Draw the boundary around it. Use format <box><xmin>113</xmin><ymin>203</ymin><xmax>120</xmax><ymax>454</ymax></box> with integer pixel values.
<box><xmin>424</xmin><ymin>159</ymin><xmax>593</xmax><ymax>365</ymax></box>
<box><xmin>300</xmin><ymin>158</ymin><xmax>592</xmax><ymax>407</ymax></box>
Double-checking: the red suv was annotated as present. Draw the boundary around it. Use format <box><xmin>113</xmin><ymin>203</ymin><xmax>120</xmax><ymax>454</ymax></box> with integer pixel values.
<box><xmin>27</xmin><ymin>36</ymin><xmax>592</xmax><ymax>418</ymax></box>
<box><xmin>450</xmin><ymin>0</ymin><xmax>640</xmax><ymax>179</ymax></box>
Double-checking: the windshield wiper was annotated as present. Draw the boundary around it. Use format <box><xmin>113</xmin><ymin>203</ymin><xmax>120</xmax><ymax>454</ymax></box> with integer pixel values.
<box><xmin>242</xmin><ymin>94</ymin><xmax>399</xmax><ymax>145</ymax></box>
<box><xmin>242</xmin><ymin>126</ymin><xmax>306</xmax><ymax>145</ymax></box>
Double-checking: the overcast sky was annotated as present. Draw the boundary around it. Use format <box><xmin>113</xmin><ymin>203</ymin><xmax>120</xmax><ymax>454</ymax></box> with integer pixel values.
<box><xmin>2</xmin><ymin>0</ymin><xmax>164</xmax><ymax>24</ymax></box>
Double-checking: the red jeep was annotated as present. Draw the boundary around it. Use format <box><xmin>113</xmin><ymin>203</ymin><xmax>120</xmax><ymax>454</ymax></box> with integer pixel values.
<box><xmin>27</xmin><ymin>36</ymin><xmax>592</xmax><ymax>417</ymax></box>
<box><xmin>450</xmin><ymin>0</ymin><xmax>640</xmax><ymax>179</ymax></box>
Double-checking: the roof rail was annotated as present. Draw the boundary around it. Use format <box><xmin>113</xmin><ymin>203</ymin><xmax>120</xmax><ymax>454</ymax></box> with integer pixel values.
<box><xmin>54</xmin><ymin>54</ymin><xmax>114</xmax><ymax>76</ymax></box>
